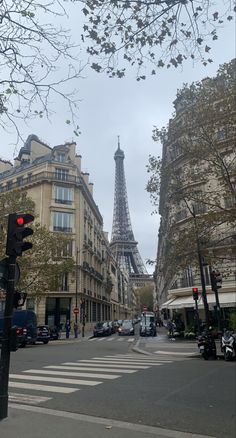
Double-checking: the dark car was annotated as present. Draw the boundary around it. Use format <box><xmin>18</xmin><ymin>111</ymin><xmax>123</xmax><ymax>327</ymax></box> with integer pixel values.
<box><xmin>49</xmin><ymin>326</ymin><xmax>60</xmax><ymax>340</ymax></box>
<box><xmin>37</xmin><ymin>325</ymin><xmax>50</xmax><ymax>344</ymax></box>
<box><xmin>118</xmin><ymin>320</ymin><xmax>134</xmax><ymax>336</ymax></box>
<box><xmin>0</xmin><ymin>310</ymin><xmax>37</xmax><ymax>348</ymax></box>
<box><xmin>93</xmin><ymin>322</ymin><xmax>111</xmax><ymax>337</ymax></box>
<box><xmin>108</xmin><ymin>321</ymin><xmax>116</xmax><ymax>334</ymax></box>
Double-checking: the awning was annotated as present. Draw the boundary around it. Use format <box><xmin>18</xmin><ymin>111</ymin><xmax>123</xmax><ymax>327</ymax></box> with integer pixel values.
<box><xmin>166</xmin><ymin>292</ymin><xmax>236</xmax><ymax>310</ymax></box>
<box><xmin>160</xmin><ymin>298</ymin><xmax>175</xmax><ymax>309</ymax></box>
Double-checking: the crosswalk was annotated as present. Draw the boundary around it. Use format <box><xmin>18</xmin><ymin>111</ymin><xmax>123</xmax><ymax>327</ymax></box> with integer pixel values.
<box><xmin>89</xmin><ymin>336</ymin><xmax>136</xmax><ymax>342</ymax></box>
<box><xmin>9</xmin><ymin>353</ymin><xmax>186</xmax><ymax>406</ymax></box>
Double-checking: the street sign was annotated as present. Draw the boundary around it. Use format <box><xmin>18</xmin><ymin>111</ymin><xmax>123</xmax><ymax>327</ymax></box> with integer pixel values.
<box><xmin>73</xmin><ymin>307</ymin><xmax>79</xmax><ymax>314</ymax></box>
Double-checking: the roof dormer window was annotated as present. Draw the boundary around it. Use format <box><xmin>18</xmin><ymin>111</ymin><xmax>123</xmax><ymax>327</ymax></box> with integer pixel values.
<box><xmin>57</xmin><ymin>153</ymin><xmax>66</xmax><ymax>163</ymax></box>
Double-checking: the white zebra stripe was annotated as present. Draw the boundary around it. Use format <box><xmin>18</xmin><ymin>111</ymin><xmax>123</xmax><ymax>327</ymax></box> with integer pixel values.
<box><xmin>44</xmin><ymin>365</ymin><xmax>136</xmax><ymax>374</ymax></box>
<box><xmin>9</xmin><ymin>393</ymin><xmax>51</xmax><ymax>404</ymax></box>
<box><xmin>10</xmin><ymin>374</ymin><xmax>102</xmax><ymax>386</ymax></box>
<box><xmin>23</xmin><ymin>369</ymin><xmax>120</xmax><ymax>380</ymax></box>
<box><xmin>91</xmin><ymin>357</ymin><xmax>165</xmax><ymax>365</ymax></box>
<box><xmin>77</xmin><ymin>360</ymin><xmax>149</xmax><ymax>369</ymax></box>
<box><xmin>9</xmin><ymin>382</ymin><xmax>77</xmax><ymax>393</ymax></box>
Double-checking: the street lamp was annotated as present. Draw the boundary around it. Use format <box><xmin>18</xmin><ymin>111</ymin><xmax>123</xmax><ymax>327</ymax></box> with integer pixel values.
<box><xmin>192</xmin><ymin>206</ymin><xmax>210</xmax><ymax>328</ymax></box>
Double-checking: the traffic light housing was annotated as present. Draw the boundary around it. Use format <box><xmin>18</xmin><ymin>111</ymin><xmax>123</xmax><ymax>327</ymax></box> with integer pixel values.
<box><xmin>6</xmin><ymin>213</ymin><xmax>34</xmax><ymax>257</ymax></box>
<box><xmin>192</xmin><ymin>287</ymin><xmax>199</xmax><ymax>300</ymax></box>
<box><xmin>210</xmin><ymin>271</ymin><xmax>222</xmax><ymax>291</ymax></box>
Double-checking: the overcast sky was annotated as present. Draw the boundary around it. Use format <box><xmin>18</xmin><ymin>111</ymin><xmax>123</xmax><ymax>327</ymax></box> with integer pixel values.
<box><xmin>0</xmin><ymin>6</ymin><xmax>234</xmax><ymax>274</ymax></box>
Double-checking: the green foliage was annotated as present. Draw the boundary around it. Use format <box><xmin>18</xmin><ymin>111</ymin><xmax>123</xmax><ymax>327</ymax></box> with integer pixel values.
<box><xmin>136</xmin><ymin>284</ymin><xmax>154</xmax><ymax>311</ymax></box>
<box><xmin>81</xmin><ymin>0</ymin><xmax>234</xmax><ymax>79</ymax></box>
<box><xmin>0</xmin><ymin>190</ymin><xmax>74</xmax><ymax>299</ymax></box>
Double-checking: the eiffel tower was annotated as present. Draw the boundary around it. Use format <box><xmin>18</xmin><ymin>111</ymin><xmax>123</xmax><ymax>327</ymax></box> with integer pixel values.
<box><xmin>110</xmin><ymin>138</ymin><xmax>150</xmax><ymax>284</ymax></box>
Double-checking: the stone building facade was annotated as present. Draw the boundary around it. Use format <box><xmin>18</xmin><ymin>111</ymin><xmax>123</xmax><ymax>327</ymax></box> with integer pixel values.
<box><xmin>155</xmin><ymin>61</ymin><xmax>236</xmax><ymax>330</ymax></box>
<box><xmin>0</xmin><ymin>135</ymin><xmax>136</xmax><ymax>330</ymax></box>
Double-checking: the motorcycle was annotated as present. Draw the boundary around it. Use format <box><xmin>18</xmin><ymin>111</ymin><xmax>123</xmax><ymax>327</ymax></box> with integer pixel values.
<box><xmin>221</xmin><ymin>331</ymin><xmax>236</xmax><ymax>361</ymax></box>
<box><xmin>197</xmin><ymin>330</ymin><xmax>217</xmax><ymax>360</ymax></box>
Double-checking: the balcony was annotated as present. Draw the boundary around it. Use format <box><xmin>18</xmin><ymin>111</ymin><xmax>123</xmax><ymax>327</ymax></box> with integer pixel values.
<box><xmin>0</xmin><ymin>171</ymin><xmax>80</xmax><ymax>193</ymax></box>
<box><xmin>53</xmin><ymin>226</ymin><xmax>72</xmax><ymax>233</ymax></box>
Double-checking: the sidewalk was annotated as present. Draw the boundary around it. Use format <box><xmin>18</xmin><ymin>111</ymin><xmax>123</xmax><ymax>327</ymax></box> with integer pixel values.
<box><xmin>132</xmin><ymin>327</ymin><xmax>223</xmax><ymax>358</ymax></box>
<box><xmin>1</xmin><ymin>404</ymin><xmax>216</xmax><ymax>438</ymax></box>
<box><xmin>133</xmin><ymin>327</ymin><xmax>200</xmax><ymax>357</ymax></box>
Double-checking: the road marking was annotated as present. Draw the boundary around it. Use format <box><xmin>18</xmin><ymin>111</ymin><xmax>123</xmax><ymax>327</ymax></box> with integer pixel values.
<box><xmin>10</xmin><ymin>374</ymin><xmax>102</xmax><ymax>386</ymax></box>
<box><xmin>9</xmin><ymin>382</ymin><xmax>77</xmax><ymax>393</ymax></box>
<box><xmin>104</xmin><ymin>355</ymin><xmax>173</xmax><ymax>363</ymax></box>
<box><xmin>9</xmin><ymin>393</ymin><xmax>51</xmax><ymax>404</ymax></box>
<box><xmin>92</xmin><ymin>357</ymin><xmax>165</xmax><ymax>365</ymax></box>
<box><xmin>45</xmin><ymin>365</ymin><xmax>136</xmax><ymax>374</ymax></box>
<box><xmin>154</xmin><ymin>350</ymin><xmax>198</xmax><ymax>356</ymax></box>
<box><xmin>77</xmin><ymin>360</ymin><xmax>148</xmax><ymax>369</ymax></box>
<box><xmin>106</xmin><ymin>337</ymin><xmax>114</xmax><ymax>341</ymax></box>
<box><xmin>127</xmin><ymin>338</ymin><xmax>135</xmax><ymax>342</ymax></box>
<box><xmin>24</xmin><ymin>369</ymin><xmax>120</xmax><ymax>380</ymax></box>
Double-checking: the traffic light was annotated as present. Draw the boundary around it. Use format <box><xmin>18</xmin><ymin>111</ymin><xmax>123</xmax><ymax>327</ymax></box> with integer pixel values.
<box><xmin>192</xmin><ymin>287</ymin><xmax>199</xmax><ymax>300</ymax></box>
<box><xmin>210</xmin><ymin>271</ymin><xmax>222</xmax><ymax>291</ymax></box>
<box><xmin>6</xmin><ymin>213</ymin><xmax>34</xmax><ymax>257</ymax></box>
<box><xmin>13</xmin><ymin>291</ymin><xmax>27</xmax><ymax>309</ymax></box>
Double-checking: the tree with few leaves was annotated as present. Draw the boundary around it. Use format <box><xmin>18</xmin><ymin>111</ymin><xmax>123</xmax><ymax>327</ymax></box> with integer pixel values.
<box><xmin>0</xmin><ymin>0</ymin><xmax>82</xmax><ymax>141</ymax></box>
<box><xmin>81</xmin><ymin>0</ymin><xmax>235</xmax><ymax>79</ymax></box>
<box><xmin>146</xmin><ymin>59</ymin><xmax>236</xmax><ymax>281</ymax></box>
<box><xmin>0</xmin><ymin>190</ymin><xmax>74</xmax><ymax>301</ymax></box>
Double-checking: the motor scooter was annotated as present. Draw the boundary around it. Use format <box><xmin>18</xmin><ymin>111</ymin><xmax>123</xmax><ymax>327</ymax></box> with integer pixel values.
<box><xmin>221</xmin><ymin>330</ymin><xmax>236</xmax><ymax>361</ymax></box>
<box><xmin>197</xmin><ymin>329</ymin><xmax>217</xmax><ymax>360</ymax></box>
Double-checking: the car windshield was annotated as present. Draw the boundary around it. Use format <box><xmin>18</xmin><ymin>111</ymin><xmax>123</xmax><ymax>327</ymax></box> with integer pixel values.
<box><xmin>122</xmin><ymin>322</ymin><xmax>132</xmax><ymax>328</ymax></box>
<box><xmin>96</xmin><ymin>322</ymin><xmax>104</xmax><ymax>328</ymax></box>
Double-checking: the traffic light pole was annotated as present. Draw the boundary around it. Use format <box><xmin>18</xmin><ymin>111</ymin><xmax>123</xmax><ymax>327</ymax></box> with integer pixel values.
<box><xmin>0</xmin><ymin>256</ymin><xmax>16</xmax><ymax>420</ymax></box>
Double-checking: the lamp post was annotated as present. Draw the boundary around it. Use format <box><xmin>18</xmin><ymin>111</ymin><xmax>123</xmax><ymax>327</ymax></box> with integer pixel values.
<box><xmin>192</xmin><ymin>207</ymin><xmax>210</xmax><ymax>329</ymax></box>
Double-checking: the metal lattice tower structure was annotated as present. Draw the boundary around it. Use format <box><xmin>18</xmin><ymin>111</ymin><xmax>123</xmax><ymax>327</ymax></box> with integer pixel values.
<box><xmin>110</xmin><ymin>137</ymin><xmax>148</xmax><ymax>276</ymax></box>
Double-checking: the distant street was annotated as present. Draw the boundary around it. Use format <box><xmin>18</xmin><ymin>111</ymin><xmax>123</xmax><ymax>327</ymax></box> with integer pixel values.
<box><xmin>1</xmin><ymin>331</ymin><xmax>235</xmax><ymax>438</ymax></box>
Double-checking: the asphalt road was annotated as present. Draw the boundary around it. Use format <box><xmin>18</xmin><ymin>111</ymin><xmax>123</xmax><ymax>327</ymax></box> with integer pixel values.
<box><xmin>5</xmin><ymin>334</ymin><xmax>236</xmax><ymax>438</ymax></box>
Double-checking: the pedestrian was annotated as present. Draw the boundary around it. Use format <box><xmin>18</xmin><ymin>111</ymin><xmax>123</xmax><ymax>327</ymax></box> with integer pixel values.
<box><xmin>74</xmin><ymin>321</ymin><xmax>78</xmax><ymax>338</ymax></box>
<box><xmin>65</xmin><ymin>320</ymin><xmax>71</xmax><ymax>339</ymax></box>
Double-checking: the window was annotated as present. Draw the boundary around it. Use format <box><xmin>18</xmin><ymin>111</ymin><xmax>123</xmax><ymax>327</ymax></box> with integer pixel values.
<box><xmin>53</xmin><ymin>212</ymin><xmax>73</xmax><ymax>232</ymax></box>
<box><xmin>55</xmin><ymin>168</ymin><xmax>69</xmax><ymax>181</ymax></box>
<box><xmin>57</xmin><ymin>153</ymin><xmax>66</xmax><ymax>163</ymax></box>
<box><xmin>60</xmin><ymin>273</ymin><xmax>69</xmax><ymax>291</ymax></box>
<box><xmin>17</xmin><ymin>177</ymin><xmax>23</xmax><ymax>186</ymax></box>
<box><xmin>54</xmin><ymin>186</ymin><xmax>73</xmax><ymax>204</ymax></box>
<box><xmin>26</xmin><ymin>298</ymin><xmax>35</xmax><ymax>311</ymax></box>
<box><xmin>63</xmin><ymin>240</ymin><xmax>73</xmax><ymax>257</ymax></box>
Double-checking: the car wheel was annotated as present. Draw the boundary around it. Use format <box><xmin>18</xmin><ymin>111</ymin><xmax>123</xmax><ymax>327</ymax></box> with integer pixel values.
<box><xmin>43</xmin><ymin>340</ymin><xmax>49</xmax><ymax>344</ymax></box>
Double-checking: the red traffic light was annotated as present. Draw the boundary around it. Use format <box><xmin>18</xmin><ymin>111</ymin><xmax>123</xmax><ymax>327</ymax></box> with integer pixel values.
<box><xmin>192</xmin><ymin>287</ymin><xmax>198</xmax><ymax>293</ymax></box>
<box><xmin>16</xmin><ymin>214</ymin><xmax>34</xmax><ymax>226</ymax></box>
<box><xmin>16</xmin><ymin>217</ymin><xmax>24</xmax><ymax>226</ymax></box>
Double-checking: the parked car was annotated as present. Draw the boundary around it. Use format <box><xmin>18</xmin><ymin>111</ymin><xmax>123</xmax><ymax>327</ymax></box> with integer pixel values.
<box><xmin>36</xmin><ymin>325</ymin><xmax>50</xmax><ymax>344</ymax></box>
<box><xmin>0</xmin><ymin>310</ymin><xmax>37</xmax><ymax>348</ymax></box>
<box><xmin>93</xmin><ymin>322</ymin><xmax>111</xmax><ymax>337</ymax></box>
<box><xmin>118</xmin><ymin>320</ymin><xmax>134</xmax><ymax>336</ymax></box>
<box><xmin>108</xmin><ymin>321</ymin><xmax>116</xmax><ymax>334</ymax></box>
<box><xmin>49</xmin><ymin>326</ymin><xmax>60</xmax><ymax>340</ymax></box>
